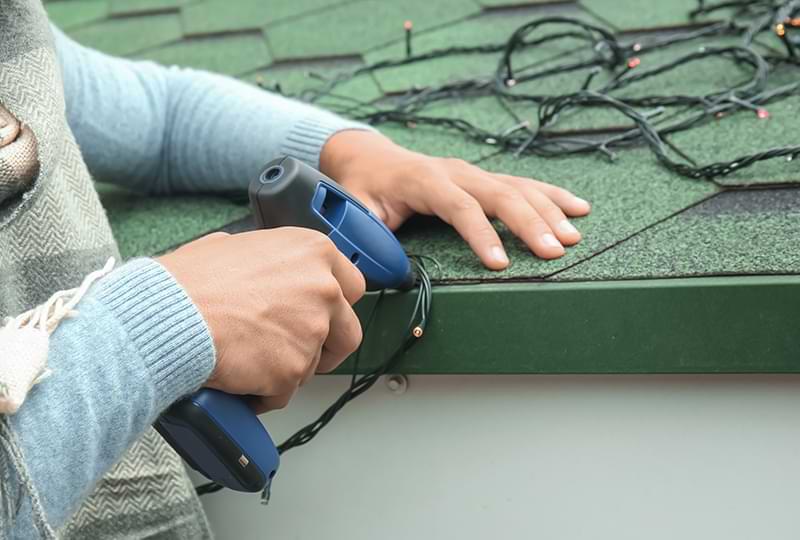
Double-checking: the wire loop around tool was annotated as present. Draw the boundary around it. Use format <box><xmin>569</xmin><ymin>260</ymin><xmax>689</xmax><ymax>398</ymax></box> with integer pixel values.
<box><xmin>196</xmin><ymin>256</ymin><xmax>434</xmax><ymax>499</ymax></box>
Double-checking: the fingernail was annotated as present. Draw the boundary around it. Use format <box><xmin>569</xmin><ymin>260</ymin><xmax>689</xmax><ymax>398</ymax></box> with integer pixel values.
<box><xmin>491</xmin><ymin>246</ymin><xmax>509</xmax><ymax>265</ymax></box>
<box><xmin>542</xmin><ymin>233</ymin><xmax>562</xmax><ymax>249</ymax></box>
<box><xmin>574</xmin><ymin>197</ymin><xmax>591</xmax><ymax>210</ymax></box>
<box><xmin>557</xmin><ymin>220</ymin><xmax>578</xmax><ymax>235</ymax></box>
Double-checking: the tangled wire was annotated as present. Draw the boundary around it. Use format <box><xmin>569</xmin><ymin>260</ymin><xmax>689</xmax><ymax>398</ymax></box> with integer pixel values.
<box><xmin>196</xmin><ymin>256</ymin><xmax>433</xmax><ymax>500</ymax></box>
<box><xmin>276</xmin><ymin>0</ymin><xmax>800</xmax><ymax>181</ymax></box>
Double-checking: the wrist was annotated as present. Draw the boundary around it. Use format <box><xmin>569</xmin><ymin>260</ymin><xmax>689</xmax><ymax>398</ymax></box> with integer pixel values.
<box><xmin>92</xmin><ymin>258</ymin><xmax>216</xmax><ymax>409</ymax></box>
<box><xmin>319</xmin><ymin>129</ymin><xmax>394</xmax><ymax>181</ymax></box>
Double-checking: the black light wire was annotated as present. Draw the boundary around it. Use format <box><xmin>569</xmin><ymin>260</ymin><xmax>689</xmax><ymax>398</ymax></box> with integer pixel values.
<box><xmin>287</xmin><ymin>1</ymin><xmax>800</xmax><ymax>181</ymax></box>
<box><xmin>196</xmin><ymin>256</ymin><xmax>433</xmax><ymax>499</ymax></box>
<box><xmin>200</xmin><ymin>0</ymin><xmax>800</xmax><ymax>498</ymax></box>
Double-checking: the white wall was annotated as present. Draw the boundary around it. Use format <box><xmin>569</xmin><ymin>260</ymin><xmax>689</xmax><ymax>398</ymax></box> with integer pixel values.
<box><xmin>195</xmin><ymin>375</ymin><xmax>800</xmax><ymax>539</ymax></box>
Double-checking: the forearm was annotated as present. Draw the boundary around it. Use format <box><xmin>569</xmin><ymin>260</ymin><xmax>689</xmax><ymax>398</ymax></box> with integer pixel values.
<box><xmin>6</xmin><ymin>259</ymin><xmax>214</xmax><ymax>533</ymax></box>
<box><xmin>53</xmin><ymin>26</ymin><xmax>373</xmax><ymax>194</ymax></box>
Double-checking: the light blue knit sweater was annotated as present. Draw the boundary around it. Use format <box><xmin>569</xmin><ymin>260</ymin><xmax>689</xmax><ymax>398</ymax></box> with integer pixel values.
<box><xmin>8</xmin><ymin>27</ymin><xmax>368</xmax><ymax>536</ymax></box>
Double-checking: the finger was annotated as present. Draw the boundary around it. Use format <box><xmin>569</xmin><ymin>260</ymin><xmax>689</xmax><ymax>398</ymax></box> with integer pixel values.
<box><xmin>248</xmin><ymin>391</ymin><xmax>296</xmax><ymax>414</ymax></box>
<box><xmin>499</xmin><ymin>174</ymin><xmax>591</xmax><ymax>217</ymax></box>
<box><xmin>317</xmin><ymin>295</ymin><xmax>362</xmax><ymax>373</ymax></box>
<box><xmin>495</xmin><ymin>176</ymin><xmax>582</xmax><ymax>246</ymax></box>
<box><xmin>330</xmin><ymin>247</ymin><xmax>367</xmax><ymax>305</ymax></box>
<box><xmin>425</xmin><ymin>180</ymin><xmax>509</xmax><ymax>270</ymax></box>
<box><xmin>457</xmin><ymin>173</ymin><xmax>565</xmax><ymax>259</ymax></box>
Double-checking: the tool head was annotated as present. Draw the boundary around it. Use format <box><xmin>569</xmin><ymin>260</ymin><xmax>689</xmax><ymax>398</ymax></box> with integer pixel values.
<box><xmin>249</xmin><ymin>156</ymin><xmax>415</xmax><ymax>291</ymax></box>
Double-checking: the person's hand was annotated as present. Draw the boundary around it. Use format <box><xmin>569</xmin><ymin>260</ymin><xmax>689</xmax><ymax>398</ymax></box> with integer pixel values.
<box><xmin>157</xmin><ymin>228</ymin><xmax>365</xmax><ymax>413</ymax></box>
<box><xmin>320</xmin><ymin>130</ymin><xmax>592</xmax><ymax>270</ymax></box>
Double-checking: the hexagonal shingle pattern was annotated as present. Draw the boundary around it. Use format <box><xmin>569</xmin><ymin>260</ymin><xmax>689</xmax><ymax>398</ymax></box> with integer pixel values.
<box><xmin>180</xmin><ymin>0</ymin><xmax>351</xmax><ymax>36</ymax></box>
<box><xmin>265</xmin><ymin>0</ymin><xmax>482</xmax><ymax>59</ymax></box>
<box><xmin>46</xmin><ymin>0</ymin><xmax>800</xmax><ymax>281</ymax></box>
<box><xmin>69</xmin><ymin>13</ymin><xmax>183</xmax><ymax>56</ymax></box>
<box><xmin>135</xmin><ymin>33</ymin><xmax>271</xmax><ymax>76</ymax></box>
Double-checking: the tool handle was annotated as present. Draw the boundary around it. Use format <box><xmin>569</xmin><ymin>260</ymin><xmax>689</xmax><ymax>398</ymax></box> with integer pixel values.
<box><xmin>155</xmin><ymin>156</ymin><xmax>414</xmax><ymax>494</ymax></box>
<box><xmin>155</xmin><ymin>389</ymin><xmax>279</xmax><ymax>492</ymax></box>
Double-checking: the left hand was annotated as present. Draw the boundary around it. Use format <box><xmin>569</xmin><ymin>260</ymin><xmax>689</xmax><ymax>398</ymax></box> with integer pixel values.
<box><xmin>320</xmin><ymin>130</ymin><xmax>592</xmax><ymax>270</ymax></box>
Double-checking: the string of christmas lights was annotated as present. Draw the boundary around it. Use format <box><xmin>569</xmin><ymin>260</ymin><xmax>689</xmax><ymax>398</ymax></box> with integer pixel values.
<box><xmin>271</xmin><ymin>0</ymin><xmax>800</xmax><ymax>182</ymax></box>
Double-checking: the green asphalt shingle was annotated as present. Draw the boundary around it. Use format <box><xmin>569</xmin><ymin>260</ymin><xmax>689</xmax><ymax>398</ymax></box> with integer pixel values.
<box><xmin>135</xmin><ymin>33</ymin><xmax>271</xmax><ymax>76</ymax></box>
<box><xmin>109</xmin><ymin>0</ymin><xmax>189</xmax><ymax>16</ymax></box>
<box><xmin>97</xmin><ymin>184</ymin><xmax>250</xmax><ymax>259</ymax></box>
<box><xmin>45</xmin><ymin>0</ymin><xmax>109</xmax><ymax>31</ymax></box>
<box><xmin>181</xmin><ymin>0</ymin><xmax>349</xmax><ymax>36</ymax></box>
<box><xmin>397</xmin><ymin>149</ymin><xmax>718</xmax><ymax>282</ymax></box>
<box><xmin>580</xmin><ymin>0</ymin><xmax>699</xmax><ymax>30</ymax></box>
<box><xmin>68</xmin><ymin>13</ymin><xmax>183</xmax><ymax>56</ymax></box>
<box><xmin>245</xmin><ymin>58</ymin><xmax>383</xmax><ymax>104</ymax></box>
<box><xmin>266</xmin><ymin>0</ymin><xmax>482</xmax><ymax>60</ymax></box>
<box><xmin>55</xmin><ymin>0</ymin><xmax>798</xmax><ymax>281</ymax></box>
<box><xmin>553</xmin><ymin>188</ymin><xmax>800</xmax><ymax>281</ymax></box>
<box><xmin>365</xmin><ymin>5</ymin><xmax>601</xmax><ymax>95</ymax></box>
<box><xmin>668</xmin><ymin>96</ymin><xmax>800</xmax><ymax>187</ymax></box>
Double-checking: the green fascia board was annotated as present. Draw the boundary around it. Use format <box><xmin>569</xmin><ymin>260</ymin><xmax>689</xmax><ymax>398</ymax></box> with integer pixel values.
<box><xmin>338</xmin><ymin>274</ymin><xmax>800</xmax><ymax>374</ymax></box>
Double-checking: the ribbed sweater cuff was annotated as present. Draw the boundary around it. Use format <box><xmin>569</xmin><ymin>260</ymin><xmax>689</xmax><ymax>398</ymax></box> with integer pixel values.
<box><xmin>91</xmin><ymin>258</ymin><xmax>216</xmax><ymax>412</ymax></box>
<box><xmin>279</xmin><ymin>114</ymin><xmax>376</xmax><ymax>169</ymax></box>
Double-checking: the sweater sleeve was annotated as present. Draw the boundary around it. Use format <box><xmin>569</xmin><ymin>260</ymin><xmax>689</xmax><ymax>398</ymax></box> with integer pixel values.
<box><xmin>7</xmin><ymin>258</ymin><xmax>215</xmax><ymax>533</ymax></box>
<box><xmin>51</xmin><ymin>25</ymin><xmax>375</xmax><ymax>195</ymax></box>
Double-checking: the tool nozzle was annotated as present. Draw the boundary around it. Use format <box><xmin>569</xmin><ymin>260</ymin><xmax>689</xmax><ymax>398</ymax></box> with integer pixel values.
<box><xmin>398</xmin><ymin>269</ymin><xmax>417</xmax><ymax>291</ymax></box>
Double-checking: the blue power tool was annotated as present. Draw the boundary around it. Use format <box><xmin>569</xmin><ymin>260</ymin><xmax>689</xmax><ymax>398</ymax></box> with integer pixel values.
<box><xmin>154</xmin><ymin>156</ymin><xmax>414</xmax><ymax>494</ymax></box>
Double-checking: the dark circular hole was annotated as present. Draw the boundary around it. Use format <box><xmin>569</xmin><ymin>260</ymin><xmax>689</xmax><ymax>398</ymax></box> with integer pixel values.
<box><xmin>262</xmin><ymin>165</ymin><xmax>283</xmax><ymax>183</ymax></box>
<box><xmin>350</xmin><ymin>252</ymin><xmax>360</xmax><ymax>264</ymax></box>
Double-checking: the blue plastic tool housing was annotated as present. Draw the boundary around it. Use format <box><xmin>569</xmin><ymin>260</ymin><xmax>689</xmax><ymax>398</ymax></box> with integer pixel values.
<box><xmin>155</xmin><ymin>389</ymin><xmax>279</xmax><ymax>492</ymax></box>
<box><xmin>154</xmin><ymin>156</ymin><xmax>413</xmax><ymax>494</ymax></box>
<box><xmin>250</xmin><ymin>156</ymin><xmax>415</xmax><ymax>291</ymax></box>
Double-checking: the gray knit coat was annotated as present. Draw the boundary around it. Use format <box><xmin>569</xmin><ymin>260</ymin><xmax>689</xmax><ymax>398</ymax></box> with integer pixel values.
<box><xmin>0</xmin><ymin>1</ymin><xmax>212</xmax><ymax>537</ymax></box>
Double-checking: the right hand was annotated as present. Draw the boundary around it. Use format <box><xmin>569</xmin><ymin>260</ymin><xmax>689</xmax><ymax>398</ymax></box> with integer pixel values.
<box><xmin>157</xmin><ymin>228</ymin><xmax>366</xmax><ymax>413</ymax></box>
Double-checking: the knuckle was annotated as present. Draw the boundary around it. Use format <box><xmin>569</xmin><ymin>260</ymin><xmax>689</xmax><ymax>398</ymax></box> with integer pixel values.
<box><xmin>309</xmin><ymin>318</ymin><xmax>330</xmax><ymax>342</ymax></box>
<box><xmin>471</xmin><ymin>221</ymin><xmax>497</xmax><ymax>240</ymax></box>
<box><xmin>496</xmin><ymin>186</ymin><xmax>523</xmax><ymax>205</ymax></box>
<box><xmin>453</xmin><ymin>196</ymin><xmax>480</xmax><ymax>214</ymax></box>
<box><xmin>287</xmin><ymin>359</ymin><xmax>310</xmax><ymax>383</ymax></box>
<box><xmin>522</xmin><ymin>213</ymin><xmax>547</xmax><ymax>230</ymax></box>
<box><xmin>444</xmin><ymin>157</ymin><xmax>469</xmax><ymax>169</ymax></box>
<box><xmin>353</xmin><ymin>272</ymin><xmax>367</xmax><ymax>298</ymax></box>
<box><xmin>553</xmin><ymin>186</ymin><xmax>573</xmax><ymax>198</ymax></box>
<box><xmin>319</xmin><ymin>278</ymin><xmax>342</xmax><ymax>302</ymax></box>
<box><xmin>294</xmin><ymin>226</ymin><xmax>329</xmax><ymax>245</ymax></box>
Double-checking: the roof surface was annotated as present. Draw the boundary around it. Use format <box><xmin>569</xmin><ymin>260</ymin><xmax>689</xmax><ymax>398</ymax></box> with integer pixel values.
<box><xmin>48</xmin><ymin>0</ymin><xmax>800</xmax><ymax>284</ymax></box>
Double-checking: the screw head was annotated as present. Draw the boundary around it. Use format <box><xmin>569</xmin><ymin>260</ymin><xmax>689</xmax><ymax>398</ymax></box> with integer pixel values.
<box><xmin>385</xmin><ymin>374</ymin><xmax>409</xmax><ymax>395</ymax></box>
